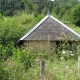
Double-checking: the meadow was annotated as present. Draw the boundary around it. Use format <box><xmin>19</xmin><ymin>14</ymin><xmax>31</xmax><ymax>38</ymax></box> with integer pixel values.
<box><xmin>0</xmin><ymin>12</ymin><xmax>80</xmax><ymax>80</ymax></box>
<box><xmin>1</xmin><ymin>44</ymin><xmax>80</xmax><ymax>80</ymax></box>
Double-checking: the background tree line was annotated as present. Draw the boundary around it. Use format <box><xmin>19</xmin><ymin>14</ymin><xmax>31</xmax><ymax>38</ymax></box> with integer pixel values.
<box><xmin>0</xmin><ymin>0</ymin><xmax>80</xmax><ymax>25</ymax></box>
<box><xmin>0</xmin><ymin>0</ymin><xmax>79</xmax><ymax>15</ymax></box>
<box><xmin>0</xmin><ymin>0</ymin><xmax>25</xmax><ymax>16</ymax></box>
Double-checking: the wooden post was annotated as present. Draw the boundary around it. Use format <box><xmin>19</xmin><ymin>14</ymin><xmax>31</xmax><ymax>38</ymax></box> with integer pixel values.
<box><xmin>78</xmin><ymin>56</ymin><xmax>80</xmax><ymax>76</ymax></box>
<box><xmin>40</xmin><ymin>58</ymin><xmax>45</xmax><ymax>80</ymax></box>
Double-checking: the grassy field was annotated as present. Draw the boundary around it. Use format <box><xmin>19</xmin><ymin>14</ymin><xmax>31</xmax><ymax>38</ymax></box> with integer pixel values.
<box><xmin>69</xmin><ymin>24</ymin><xmax>80</xmax><ymax>34</ymax></box>
<box><xmin>26</xmin><ymin>59</ymin><xmax>79</xmax><ymax>80</ymax></box>
<box><xmin>4</xmin><ymin>52</ymin><xmax>80</xmax><ymax>80</ymax></box>
<box><xmin>65</xmin><ymin>22</ymin><xmax>80</xmax><ymax>34</ymax></box>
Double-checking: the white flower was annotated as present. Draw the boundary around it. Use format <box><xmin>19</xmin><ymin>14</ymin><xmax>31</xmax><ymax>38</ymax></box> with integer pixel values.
<box><xmin>62</xmin><ymin>50</ymin><xmax>66</xmax><ymax>54</ymax></box>
<box><xmin>70</xmin><ymin>54</ymin><xmax>74</xmax><ymax>56</ymax></box>
<box><xmin>49</xmin><ymin>0</ymin><xmax>55</xmax><ymax>2</ymax></box>
<box><xmin>70</xmin><ymin>51</ymin><xmax>72</xmax><ymax>53</ymax></box>
<box><xmin>65</xmin><ymin>66</ymin><xmax>69</xmax><ymax>69</ymax></box>
<box><xmin>60</xmin><ymin>57</ymin><xmax>64</xmax><ymax>60</ymax></box>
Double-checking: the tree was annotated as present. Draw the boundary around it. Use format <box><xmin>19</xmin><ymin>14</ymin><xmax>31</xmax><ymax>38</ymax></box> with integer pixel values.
<box><xmin>70</xmin><ymin>3</ymin><xmax>80</xmax><ymax>26</ymax></box>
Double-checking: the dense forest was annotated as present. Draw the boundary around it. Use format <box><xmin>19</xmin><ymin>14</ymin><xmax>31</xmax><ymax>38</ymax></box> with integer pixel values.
<box><xmin>0</xmin><ymin>0</ymin><xmax>79</xmax><ymax>15</ymax></box>
<box><xmin>0</xmin><ymin>0</ymin><xmax>80</xmax><ymax>80</ymax></box>
<box><xmin>0</xmin><ymin>0</ymin><xmax>80</xmax><ymax>25</ymax></box>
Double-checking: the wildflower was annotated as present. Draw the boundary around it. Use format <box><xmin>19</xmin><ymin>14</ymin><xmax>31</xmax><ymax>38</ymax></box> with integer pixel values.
<box><xmin>70</xmin><ymin>54</ymin><xmax>74</xmax><ymax>56</ymax></box>
<box><xmin>65</xmin><ymin>66</ymin><xmax>69</xmax><ymax>69</ymax></box>
<box><xmin>62</xmin><ymin>50</ymin><xmax>66</xmax><ymax>54</ymax></box>
<box><xmin>70</xmin><ymin>51</ymin><xmax>72</xmax><ymax>53</ymax></box>
<box><xmin>60</xmin><ymin>57</ymin><xmax>64</xmax><ymax>60</ymax></box>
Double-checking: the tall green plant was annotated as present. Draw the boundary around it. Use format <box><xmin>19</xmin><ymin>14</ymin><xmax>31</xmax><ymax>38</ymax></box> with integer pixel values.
<box><xmin>12</xmin><ymin>47</ymin><xmax>35</xmax><ymax>70</ymax></box>
<box><xmin>0</xmin><ymin>42</ymin><xmax>15</xmax><ymax>61</ymax></box>
<box><xmin>70</xmin><ymin>3</ymin><xmax>80</xmax><ymax>26</ymax></box>
<box><xmin>0</xmin><ymin>62</ymin><xmax>9</xmax><ymax>80</ymax></box>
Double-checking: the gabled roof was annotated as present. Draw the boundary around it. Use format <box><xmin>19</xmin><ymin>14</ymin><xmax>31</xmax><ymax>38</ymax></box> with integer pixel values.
<box><xmin>17</xmin><ymin>14</ymin><xmax>80</xmax><ymax>45</ymax></box>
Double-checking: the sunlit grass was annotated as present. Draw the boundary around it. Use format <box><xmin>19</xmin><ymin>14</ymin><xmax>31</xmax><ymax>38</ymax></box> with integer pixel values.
<box><xmin>25</xmin><ymin>58</ymin><xmax>79</xmax><ymax>80</ymax></box>
<box><xmin>64</xmin><ymin>22</ymin><xmax>80</xmax><ymax>34</ymax></box>
<box><xmin>69</xmin><ymin>24</ymin><xmax>80</xmax><ymax>34</ymax></box>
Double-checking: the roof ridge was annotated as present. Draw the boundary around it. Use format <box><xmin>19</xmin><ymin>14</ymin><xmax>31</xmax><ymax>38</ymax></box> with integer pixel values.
<box><xmin>17</xmin><ymin>15</ymin><xmax>80</xmax><ymax>45</ymax></box>
<box><xmin>50</xmin><ymin>15</ymin><xmax>80</xmax><ymax>38</ymax></box>
<box><xmin>18</xmin><ymin>15</ymin><xmax>50</xmax><ymax>41</ymax></box>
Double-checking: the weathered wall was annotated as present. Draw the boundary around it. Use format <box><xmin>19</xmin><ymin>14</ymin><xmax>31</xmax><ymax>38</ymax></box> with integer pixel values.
<box><xmin>23</xmin><ymin>40</ymin><xmax>80</xmax><ymax>54</ymax></box>
<box><xmin>23</xmin><ymin>40</ymin><xmax>57</xmax><ymax>54</ymax></box>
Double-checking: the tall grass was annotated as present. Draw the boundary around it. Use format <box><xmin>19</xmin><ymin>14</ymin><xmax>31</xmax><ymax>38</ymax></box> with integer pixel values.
<box><xmin>0</xmin><ymin>13</ymin><xmax>80</xmax><ymax>80</ymax></box>
<box><xmin>0</xmin><ymin>43</ymin><xmax>80</xmax><ymax>80</ymax></box>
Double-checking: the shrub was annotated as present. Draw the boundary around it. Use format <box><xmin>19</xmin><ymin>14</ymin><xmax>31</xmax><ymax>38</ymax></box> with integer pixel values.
<box><xmin>0</xmin><ymin>42</ymin><xmax>15</xmax><ymax>61</ymax></box>
<box><xmin>42</xmin><ymin>7</ymin><xmax>48</xmax><ymax>15</ymax></box>
<box><xmin>70</xmin><ymin>3</ymin><xmax>80</xmax><ymax>26</ymax></box>
<box><xmin>33</xmin><ymin>4</ymin><xmax>40</xmax><ymax>17</ymax></box>
<box><xmin>56</xmin><ymin>42</ymin><xmax>79</xmax><ymax>60</ymax></box>
<box><xmin>12</xmin><ymin>48</ymin><xmax>35</xmax><ymax>70</ymax></box>
<box><xmin>54</xmin><ymin>6</ymin><xmax>61</xmax><ymax>15</ymax></box>
<box><xmin>58</xmin><ymin>8</ymin><xmax>65</xmax><ymax>18</ymax></box>
<box><xmin>0</xmin><ymin>13</ymin><xmax>3</xmax><ymax>20</ymax></box>
<box><xmin>0</xmin><ymin>13</ymin><xmax>36</xmax><ymax>45</ymax></box>
<box><xmin>0</xmin><ymin>62</ymin><xmax>9</xmax><ymax>80</ymax></box>
<box><xmin>5</xmin><ymin>60</ymin><xmax>26</xmax><ymax>80</ymax></box>
<box><xmin>35</xmin><ymin>14</ymin><xmax>45</xmax><ymax>22</ymax></box>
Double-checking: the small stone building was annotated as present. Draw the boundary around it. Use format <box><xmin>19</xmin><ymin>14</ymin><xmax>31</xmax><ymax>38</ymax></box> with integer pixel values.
<box><xmin>17</xmin><ymin>14</ymin><xmax>80</xmax><ymax>53</ymax></box>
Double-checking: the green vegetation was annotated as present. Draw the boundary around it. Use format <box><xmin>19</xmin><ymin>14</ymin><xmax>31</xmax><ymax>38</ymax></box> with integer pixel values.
<box><xmin>68</xmin><ymin>24</ymin><xmax>80</xmax><ymax>34</ymax></box>
<box><xmin>0</xmin><ymin>0</ymin><xmax>80</xmax><ymax>26</ymax></box>
<box><xmin>0</xmin><ymin>0</ymin><xmax>80</xmax><ymax>80</ymax></box>
<box><xmin>0</xmin><ymin>41</ymin><xmax>80</xmax><ymax>80</ymax></box>
<box><xmin>70</xmin><ymin>3</ymin><xmax>80</xmax><ymax>26</ymax></box>
<box><xmin>0</xmin><ymin>13</ymin><xmax>45</xmax><ymax>45</ymax></box>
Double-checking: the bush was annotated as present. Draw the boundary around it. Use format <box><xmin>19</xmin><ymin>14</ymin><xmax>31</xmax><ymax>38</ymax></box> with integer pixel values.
<box><xmin>12</xmin><ymin>48</ymin><xmax>35</xmax><ymax>70</ymax></box>
<box><xmin>33</xmin><ymin>4</ymin><xmax>40</xmax><ymax>17</ymax></box>
<box><xmin>58</xmin><ymin>8</ymin><xmax>65</xmax><ymax>18</ymax></box>
<box><xmin>54</xmin><ymin>6</ymin><xmax>61</xmax><ymax>15</ymax></box>
<box><xmin>42</xmin><ymin>7</ymin><xmax>48</xmax><ymax>15</ymax></box>
<box><xmin>0</xmin><ymin>62</ymin><xmax>9</xmax><ymax>80</ymax></box>
<box><xmin>0</xmin><ymin>13</ymin><xmax>36</xmax><ymax>45</ymax></box>
<box><xmin>5</xmin><ymin>60</ymin><xmax>27</xmax><ymax>80</ymax></box>
<box><xmin>0</xmin><ymin>42</ymin><xmax>15</xmax><ymax>61</ymax></box>
<box><xmin>0</xmin><ymin>13</ymin><xmax>3</xmax><ymax>20</ymax></box>
<box><xmin>70</xmin><ymin>3</ymin><xmax>80</xmax><ymax>26</ymax></box>
<box><xmin>56</xmin><ymin>42</ymin><xmax>80</xmax><ymax>60</ymax></box>
<box><xmin>35</xmin><ymin>14</ymin><xmax>44</xmax><ymax>22</ymax></box>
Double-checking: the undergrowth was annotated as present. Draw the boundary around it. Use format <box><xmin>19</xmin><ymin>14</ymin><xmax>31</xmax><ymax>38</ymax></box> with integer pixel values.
<box><xmin>0</xmin><ymin>13</ymin><xmax>80</xmax><ymax>80</ymax></box>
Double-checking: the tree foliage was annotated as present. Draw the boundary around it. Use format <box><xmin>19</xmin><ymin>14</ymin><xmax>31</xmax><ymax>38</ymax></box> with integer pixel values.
<box><xmin>0</xmin><ymin>62</ymin><xmax>9</xmax><ymax>80</ymax></box>
<box><xmin>0</xmin><ymin>0</ymin><xmax>79</xmax><ymax>18</ymax></box>
<box><xmin>0</xmin><ymin>0</ymin><xmax>25</xmax><ymax>16</ymax></box>
<box><xmin>70</xmin><ymin>3</ymin><xmax>80</xmax><ymax>26</ymax></box>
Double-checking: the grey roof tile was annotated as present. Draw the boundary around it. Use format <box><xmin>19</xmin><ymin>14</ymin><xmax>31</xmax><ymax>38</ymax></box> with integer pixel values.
<box><xmin>17</xmin><ymin>15</ymin><xmax>80</xmax><ymax>45</ymax></box>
